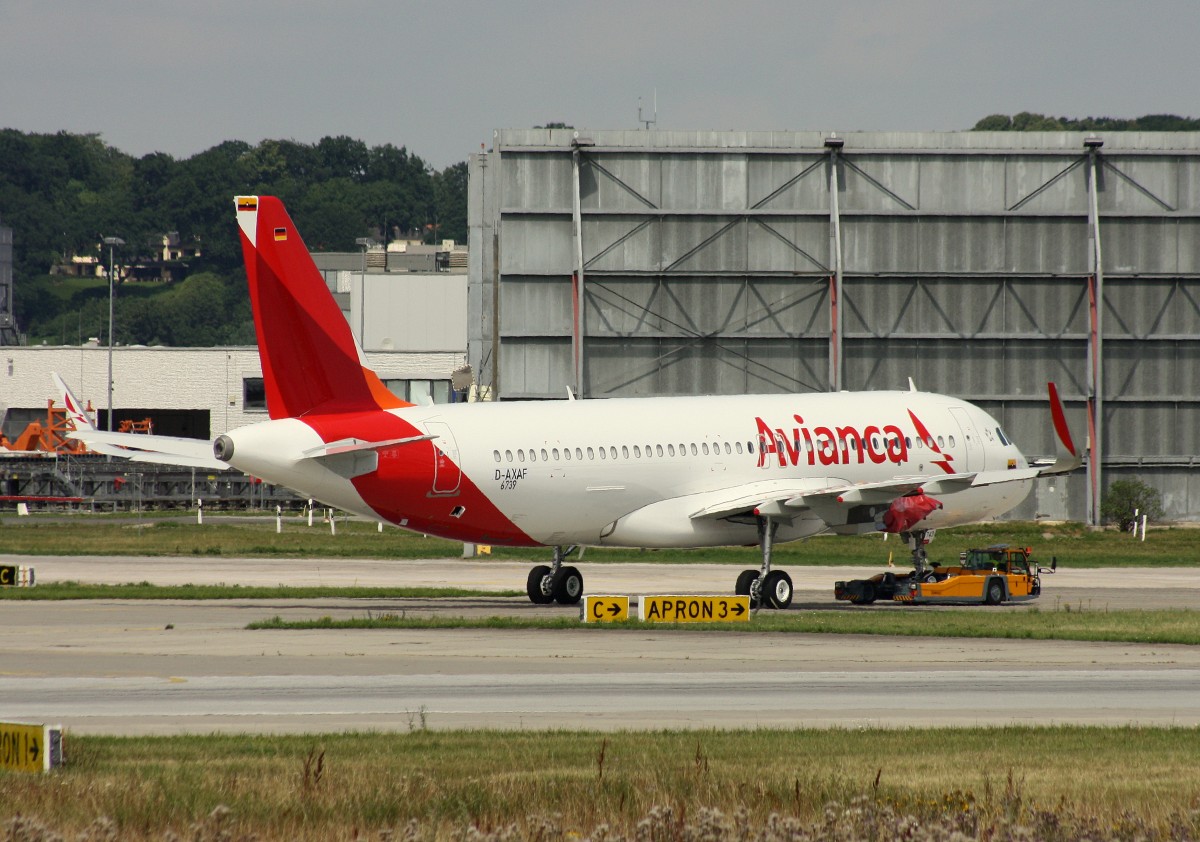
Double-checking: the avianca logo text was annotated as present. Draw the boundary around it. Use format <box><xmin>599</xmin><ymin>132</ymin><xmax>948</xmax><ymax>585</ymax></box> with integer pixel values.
<box><xmin>754</xmin><ymin>415</ymin><xmax>908</xmax><ymax>468</ymax></box>
<box><xmin>753</xmin><ymin>411</ymin><xmax>957</xmax><ymax>474</ymax></box>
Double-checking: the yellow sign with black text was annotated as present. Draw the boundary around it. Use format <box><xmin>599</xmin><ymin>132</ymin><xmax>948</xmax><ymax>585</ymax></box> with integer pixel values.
<box><xmin>639</xmin><ymin>595</ymin><xmax>751</xmax><ymax>623</ymax></box>
<box><xmin>0</xmin><ymin>722</ymin><xmax>63</xmax><ymax>773</ymax></box>
<box><xmin>581</xmin><ymin>595</ymin><xmax>630</xmax><ymax>622</ymax></box>
<box><xmin>0</xmin><ymin>565</ymin><xmax>16</xmax><ymax>586</ymax></box>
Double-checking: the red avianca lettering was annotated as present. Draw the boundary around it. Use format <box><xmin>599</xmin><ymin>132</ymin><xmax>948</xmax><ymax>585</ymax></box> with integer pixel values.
<box><xmin>754</xmin><ymin>415</ymin><xmax>909</xmax><ymax>468</ymax></box>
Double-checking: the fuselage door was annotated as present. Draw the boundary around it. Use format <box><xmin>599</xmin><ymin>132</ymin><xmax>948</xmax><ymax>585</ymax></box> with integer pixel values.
<box><xmin>948</xmin><ymin>407</ymin><xmax>985</xmax><ymax>472</ymax></box>
<box><xmin>424</xmin><ymin>420</ymin><xmax>462</xmax><ymax>496</ymax></box>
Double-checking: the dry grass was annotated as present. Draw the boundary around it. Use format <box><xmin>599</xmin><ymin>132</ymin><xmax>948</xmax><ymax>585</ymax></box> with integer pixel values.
<box><xmin>3</xmin><ymin>727</ymin><xmax>1199</xmax><ymax>840</ymax></box>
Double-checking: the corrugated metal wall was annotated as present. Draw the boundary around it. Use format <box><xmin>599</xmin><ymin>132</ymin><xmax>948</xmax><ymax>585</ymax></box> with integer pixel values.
<box><xmin>469</xmin><ymin>130</ymin><xmax>1200</xmax><ymax>522</ymax></box>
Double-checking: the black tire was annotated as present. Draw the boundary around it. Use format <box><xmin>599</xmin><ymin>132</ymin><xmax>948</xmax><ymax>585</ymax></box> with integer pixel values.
<box><xmin>552</xmin><ymin>565</ymin><xmax>584</xmax><ymax>605</ymax></box>
<box><xmin>735</xmin><ymin>569</ymin><xmax>759</xmax><ymax>596</ymax></box>
<box><xmin>985</xmin><ymin>578</ymin><xmax>1005</xmax><ymax>606</ymax></box>
<box><xmin>526</xmin><ymin>564</ymin><xmax>554</xmax><ymax>604</ymax></box>
<box><xmin>860</xmin><ymin>581</ymin><xmax>877</xmax><ymax>605</ymax></box>
<box><xmin>762</xmin><ymin>570</ymin><xmax>793</xmax><ymax>609</ymax></box>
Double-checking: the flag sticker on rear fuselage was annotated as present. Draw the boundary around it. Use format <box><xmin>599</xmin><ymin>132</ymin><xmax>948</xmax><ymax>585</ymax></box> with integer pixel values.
<box><xmin>273</xmin><ymin>227</ymin><xmax>288</xmax><ymax>241</ymax></box>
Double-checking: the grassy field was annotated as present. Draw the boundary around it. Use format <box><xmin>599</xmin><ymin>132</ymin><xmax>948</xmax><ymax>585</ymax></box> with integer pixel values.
<box><xmin>248</xmin><ymin>607</ymin><xmax>1200</xmax><ymax>645</ymax></box>
<box><xmin>2</xmin><ymin>514</ymin><xmax>1197</xmax><ymax>567</ymax></box>
<box><xmin>2</xmin><ymin>728</ymin><xmax>1198</xmax><ymax>841</ymax></box>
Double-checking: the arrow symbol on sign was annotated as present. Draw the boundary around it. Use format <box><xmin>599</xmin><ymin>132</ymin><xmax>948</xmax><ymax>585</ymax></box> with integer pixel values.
<box><xmin>29</xmin><ymin>737</ymin><xmax>40</xmax><ymax>763</ymax></box>
<box><xmin>730</xmin><ymin>603</ymin><xmax>746</xmax><ymax>617</ymax></box>
<box><xmin>607</xmin><ymin>603</ymin><xmax>621</xmax><ymax>617</ymax></box>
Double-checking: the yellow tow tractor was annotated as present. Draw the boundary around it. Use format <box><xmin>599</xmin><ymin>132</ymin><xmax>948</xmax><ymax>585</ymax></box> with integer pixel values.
<box><xmin>894</xmin><ymin>545</ymin><xmax>1056</xmax><ymax>606</ymax></box>
<box><xmin>835</xmin><ymin>544</ymin><xmax>1057</xmax><ymax>606</ymax></box>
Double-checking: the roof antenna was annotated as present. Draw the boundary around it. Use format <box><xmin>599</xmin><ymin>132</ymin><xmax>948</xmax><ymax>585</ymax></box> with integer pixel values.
<box><xmin>907</xmin><ymin>377</ymin><xmax>918</xmax><ymax>392</ymax></box>
<box><xmin>638</xmin><ymin>90</ymin><xmax>657</xmax><ymax>130</ymax></box>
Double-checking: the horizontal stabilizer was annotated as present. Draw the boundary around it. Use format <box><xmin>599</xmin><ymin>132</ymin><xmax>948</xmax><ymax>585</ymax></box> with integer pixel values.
<box><xmin>66</xmin><ymin>430</ymin><xmax>226</xmax><ymax>470</ymax></box>
<box><xmin>301</xmin><ymin>434</ymin><xmax>435</xmax><ymax>459</ymax></box>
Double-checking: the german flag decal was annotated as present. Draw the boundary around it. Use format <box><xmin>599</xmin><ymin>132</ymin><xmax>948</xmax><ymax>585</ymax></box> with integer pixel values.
<box><xmin>274</xmin><ymin>227</ymin><xmax>288</xmax><ymax>241</ymax></box>
<box><xmin>237</xmin><ymin>197</ymin><xmax>257</xmax><ymax>211</ymax></box>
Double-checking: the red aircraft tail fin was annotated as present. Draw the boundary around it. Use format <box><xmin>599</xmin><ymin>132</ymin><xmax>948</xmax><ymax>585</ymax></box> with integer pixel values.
<box><xmin>235</xmin><ymin>196</ymin><xmax>410</xmax><ymax>419</ymax></box>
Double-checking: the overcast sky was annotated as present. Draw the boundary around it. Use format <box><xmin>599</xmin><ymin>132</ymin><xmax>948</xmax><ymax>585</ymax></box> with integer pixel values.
<box><xmin>3</xmin><ymin>0</ymin><xmax>1197</xmax><ymax>170</ymax></box>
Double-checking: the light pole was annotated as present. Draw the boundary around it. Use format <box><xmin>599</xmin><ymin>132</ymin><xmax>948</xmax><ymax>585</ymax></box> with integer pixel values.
<box><xmin>102</xmin><ymin>236</ymin><xmax>124</xmax><ymax>432</ymax></box>
<box><xmin>355</xmin><ymin>237</ymin><xmax>372</xmax><ymax>347</ymax></box>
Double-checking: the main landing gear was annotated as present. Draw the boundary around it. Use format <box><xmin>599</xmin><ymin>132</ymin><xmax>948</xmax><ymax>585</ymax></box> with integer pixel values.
<box><xmin>526</xmin><ymin>545</ymin><xmax>584</xmax><ymax>605</ymax></box>
<box><xmin>733</xmin><ymin>516</ymin><xmax>794</xmax><ymax>609</ymax></box>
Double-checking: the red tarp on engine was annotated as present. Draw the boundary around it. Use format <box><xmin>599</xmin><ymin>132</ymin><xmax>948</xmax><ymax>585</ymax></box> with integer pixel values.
<box><xmin>882</xmin><ymin>490</ymin><xmax>942</xmax><ymax>533</ymax></box>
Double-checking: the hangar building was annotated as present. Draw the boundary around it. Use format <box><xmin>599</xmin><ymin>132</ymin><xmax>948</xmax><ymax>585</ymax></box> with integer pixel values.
<box><xmin>467</xmin><ymin>129</ymin><xmax>1200</xmax><ymax>524</ymax></box>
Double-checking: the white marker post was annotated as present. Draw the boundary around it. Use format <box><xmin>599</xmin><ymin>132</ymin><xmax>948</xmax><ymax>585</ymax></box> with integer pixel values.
<box><xmin>307</xmin><ymin>499</ymin><xmax>314</xmax><ymax>527</ymax></box>
<box><xmin>276</xmin><ymin>505</ymin><xmax>282</xmax><ymax>534</ymax></box>
<box><xmin>196</xmin><ymin>498</ymin><xmax>203</xmax><ymax>525</ymax></box>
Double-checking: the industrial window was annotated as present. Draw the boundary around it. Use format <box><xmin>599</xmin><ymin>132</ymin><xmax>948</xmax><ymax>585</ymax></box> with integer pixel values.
<box><xmin>243</xmin><ymin>377</ymin><xmax>266</xmax><ymax>411</ymax></box>
<box><xmin>384</xmin><ymin>379</ymin><xmax>453</xmax><ymax>405</ymax></box>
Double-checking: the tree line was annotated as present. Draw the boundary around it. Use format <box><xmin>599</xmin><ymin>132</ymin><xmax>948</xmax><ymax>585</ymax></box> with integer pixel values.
<box><xmin>0</xmin><ymin>130</ymin><xmax>467</xmax><ymax>345</ymax></box>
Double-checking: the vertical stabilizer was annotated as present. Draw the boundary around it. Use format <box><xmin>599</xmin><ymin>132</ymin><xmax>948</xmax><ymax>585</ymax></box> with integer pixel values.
<box><xmin>235</xmin><ymin>196</ymin><xmax>409</xmax><ymax>419</ymax></box>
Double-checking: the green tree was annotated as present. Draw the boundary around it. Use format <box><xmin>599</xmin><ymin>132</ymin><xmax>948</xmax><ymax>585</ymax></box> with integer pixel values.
<box><xmin>1101</xmin><ymin>479</ymin><xmax>1165</xmax><ymax>531</ymax></box>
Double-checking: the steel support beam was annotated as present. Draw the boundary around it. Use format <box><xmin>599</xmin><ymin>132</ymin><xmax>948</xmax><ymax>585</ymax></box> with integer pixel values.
<box><xmin>826</xmin><ymin>137</ymin><xmax>845</xmax><ymax>392</ymax></box>
<box><xmin>571</xmin><ymin>147</ymin><xmax>586</xmax><ymax>396</ymax></box>
<box><xmin>1085</xmin><ymin>140</ymin><xmax>1105</xmax><ymax>527</ymax></box>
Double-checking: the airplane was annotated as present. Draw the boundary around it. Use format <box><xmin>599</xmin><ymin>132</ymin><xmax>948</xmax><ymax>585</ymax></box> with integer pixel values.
<box><xmin>63</xmin><ymin>195</ymin><xmax>1082</xmax><ymax>609</ymax></box>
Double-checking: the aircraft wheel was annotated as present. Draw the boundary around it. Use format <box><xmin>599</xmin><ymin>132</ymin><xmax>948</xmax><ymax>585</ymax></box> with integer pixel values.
<box><xmin>526</xmin><ymin>565</ymin><xmax>554</xmax><ymax>604</ymax></box>
<box><xmin>734</xmin><ymin>569</ymin><xmax>759</xmax><ymax>596</ymax></box>
<box><xmin>762</xmin><ymin>570</ymin><xmax>793</xmax><ymax>610</ymax></box>
<box><xmin>985</xmin><ymin>578</ymin><xmax>1005</xmax><ymax>606</ymax></box>
<box><xmin>552</xmin><ymin>565</ymin><xmax>584</xmax><ymax>605</ymax></box>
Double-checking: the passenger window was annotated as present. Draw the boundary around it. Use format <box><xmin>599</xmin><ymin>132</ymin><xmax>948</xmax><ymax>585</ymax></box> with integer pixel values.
<box><xmin>599</xmin><ymin>448</ymin><xmax>606</xmax><ymax>460</ymax></box>
<box><xmin>702</xmin><ymin>442</ymin><xmax>710</xmax><ymax>455</ymax></box>
<box><xmin>937</xmin><ymin>436</ymin><xmax>944</xmax><ymax>448</ymax></box>
<box><xmin>656</xmin><ymin>444</ymin><xmax>663</xmax><ymax>457</ymax></box>
<box><xmin>552</xmin><ymin>448</ymin><xmax>560</xmax><ymax>460</ymax></box>
<box><xmin>948</xmin><ymin>436</ymin><xmax>956</xmax><ymax>448</ymax></box>
<box><xmin>748</xmin><ymin>442</ymin><xmax>755</xmax><ymax>454</ymax></box>
<box><xmin>905</xmin><ymin>436</ymin><xmax>912</xmax><ymax>448</ymax></box>
<box><xmin>622</xmin><ymin>446</ymin><xmax>629</xmax><ymax>459</ymax></box>
<box><xmin>724</xmin><ymin>442</ymin><xmax>732</xmax><ymax>455</ymax></box>
<box><xmin>633</xmin><ymin>445</ymin><xmax>641</xmax><ymax>458</ymax></box>
<box><xmin>505</xmin><ymin>449</ymin><xmax>513</xmax><ymax>462</ymax></box>
<box><xmin>493</xmin><ymin>450</ymin><xmax>501</xmax><ymax>462</ymax></box>
<box><xmin>668</xmin><ymin>444</ymin><xmax>676</xmax><ymax>456</ymax></box>
<box><xmin>518</xmin><ymin>450</ymin><xmax>526</xmax><ymax>462</ymax></box>
<box><xmin>690</xmin><ymin>443</ymin><xmax>698</xmax><ymax>456</ymax></box>
<box><xmin>564</xmin><ymin>448</ymin><xmax>571</xmax><ymax>461</ymax></box>
<box><xmin>529</xmin><ymin>449</ymin><xmax>537</xmax><ymax>462</ymax></box>
<box><xmin>541</xmin><ymin>448</ymin><xmax>548</xmax><ymax>461</ymax></box>
<box><xmin>587</xmin><ymin>447</ymin><xmax>594</xmax><ymax>459</ymax></box>
<box><xmin>735</xmin><ymin>442</ymin><xmax>743</xmax><ymax>454</ymax></box>
<box><xmin>575</xmin><ymin>448</ymin><xmax>583</xmax><ymax>460</ymax></box>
